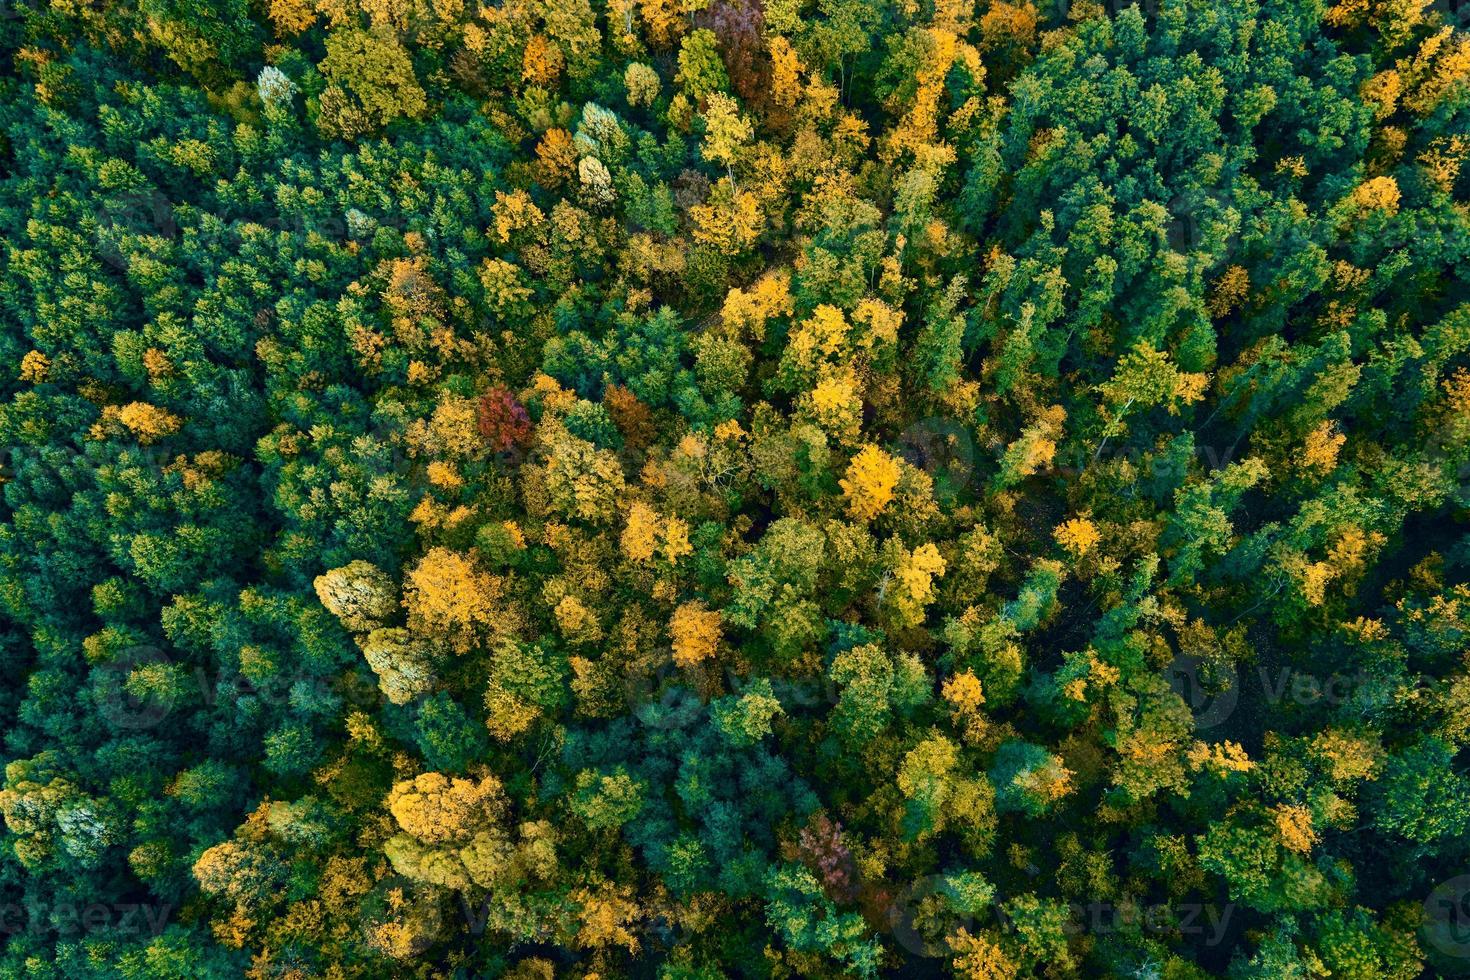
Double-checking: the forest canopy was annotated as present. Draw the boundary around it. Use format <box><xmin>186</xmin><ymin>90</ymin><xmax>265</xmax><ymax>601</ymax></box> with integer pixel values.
<box><xmin>1</xmin><ymin>0</ymin><xmax>1470</xmax><ymax>976</ymax></box>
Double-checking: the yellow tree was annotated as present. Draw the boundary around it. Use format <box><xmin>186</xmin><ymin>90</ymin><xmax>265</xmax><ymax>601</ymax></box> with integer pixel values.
<box><xmin>403</xmin><ymin>548</ymin><xmax>504</xmax><ymax>653</ymax></box>
<box><xmin>671</xmin><ymin>601</ymin><xmax>722</xmax><ymax>667</ymax></box>
<box><xmin>315</xmin><ymin>561</ymin><xmax>399</xmax><ymax>633</ymax></box>
<box><xmin>841</xmin><ymin>445</ymin><xmax>902</xmax><ymax>521</ymax></box>
<box><xmin>702</xmin><ymin>93</ymin><xmax>753</xmax><ymax>188</ymax></box>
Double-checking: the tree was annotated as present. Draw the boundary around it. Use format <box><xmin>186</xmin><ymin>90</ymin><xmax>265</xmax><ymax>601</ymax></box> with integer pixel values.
<box><xmin>896</xmin><ymin>733</ymin><xmax>995</xmax><ymax>846</ymax></box>
<box><xmin>840</xmin><ymin>445</ymin><xmax>902</xmax><ymax>521</ymax></box>
<box><xmin>701</xmin><ymin>93</ymin><xmax>753</xmax><ymax>187</ymax></box>
<box><xmin>316</xmin><ymin>28</ymin><xmax>428</xmax><ymax>139</ymax></box>
<box><xmin>708</xmin><ymin>678</ymin><xmax>782</xmax><ymax>746</ymax></box>
<box><xmin>671</xmin><ymin>601</ymin><xmax>723</xmax><ymax>667</ymax></box>
<box><xmin>314</xmin><ymin>561</ymin><xmax>398</xmax><ymax>633</ymax></box>
<box><xmin>676</xmin><ymin>29</ymin><xmax>730</xmax><ymax>99</ymax></box>
<box><xmin>360</xmin><ymin>627</ymin><xmax>438</xmax><ymax>704</ymax></box>
<box><xmin>403</xmin><ymin>548</ymin><xmax>503</xmax><ymax>653</ymax></box>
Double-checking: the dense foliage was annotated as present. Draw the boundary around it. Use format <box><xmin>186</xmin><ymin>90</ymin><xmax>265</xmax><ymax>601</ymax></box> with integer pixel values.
<box><xmin>2</xmin><ymin>0</ymin><xmax>1469</xmax><ymax>976</ymax></box>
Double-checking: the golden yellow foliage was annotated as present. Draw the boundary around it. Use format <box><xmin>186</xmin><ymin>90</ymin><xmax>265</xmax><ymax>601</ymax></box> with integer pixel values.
<box><xmin>521</xmin><ymin>34</ymin><xmax>564</xmax><ymax>86</ymax></box>
<box><xmin>1309</xmin><ymin>728</ymin><xmax>1384</xmax><ymax>783</ymax></box>
<box><xmin>1444</xmin><ymin>367</ymin><xmax>1470</xmax><ymax>418</ymax></box>
<box><xmin>1419</xmin><ymin>135</ymin><xmax>1470</xmax><ymax>192</ymax></box>
<box><xmin>554</xmin><ymin>595</ymin><xmax>602</xmax><ymax>645</ymax></box>
<box><xmin>840</xmin><ymin>444</ymin><xmax>902</xmax><ymax>521</ymax></box>
<box><xmin>539</xmin><ymin>422</ymin><xmax>627</xmax><ymax>525</ymax></box>
<box><xmin>1398</xmin><ymin>28</ymin><xmax>1470</xmax><ymax>116</ymax></box>
<box><xmin>1274</xmin><ymin>154</ymin><xmax>1308</xmax><ymax>178</ymax></box>
<box><xmin>387</xmin><ymin>772</ymin><xmax>505</xmax><ymax>845</ymax></box>
<box><xmin>267</xmin><ymin>0</ymin><xmax>315</xmax><ymax>35</ymax></box>
<box><xmin>494</xmin><ymin>189</ymin><xmax>547</xmax><ymax>245</ymax></box>
<box><xmin>949</xmin><ymin>927</ymin><xmax>1018</xmax><ymax>980</ymax></box>
<box><xmin>536</xmin><ymin>128</ymin><xmax>578</xmax><ymax>188</ymax></box>
<box><xmin>426</xmin><ymin>461</ymin><xmax>463</xmax><ymax>490</ymax></box>
<box><xmin>885</xmin><ymin>542</ymin><xmax>946</xmax><ymax>629</ymax></box>
<box><xmin>116</xmin><ymin>402</ymin><xmax>183</xmax><ymax>444</ymax></box>
<box><xmin>785</xmin><ymin>304</ymin><xmax>849</xmax><ymax>376</ymax></box>
<box><xmin>690</xmin><ymin>180</ymin><xmax>762</xmax><ymax>254</ymax></box>
<box><xmin>1174</xmin><ymin>371</ymin><xmax>1210</xmax><ymax>407</ymax></box>
<box><xmin>1207</xmin><ymin>264</ymin><xmax>1250</xmax><ymax>319</ymax></box>
<box><xmin>979</xmin><ymin>1</ymin><xmax>1036</xmax><ymax>49</ymax></box>
<box><xmin>851</xmin><ymin>298</ymin><xmax>903</xmax><ymax>349</ymax></box>
<box><xmin>1016</xmin><ymin>755</ymin><xmax>1074</xmax><ymax>805</ymax></box>
<box><xmin>1186</xmin><ymin>740</ymin><xmax>1253</xmax><ymax>774</ymax></box>
<box><xmin>19</xmin><ymin>350</ymin><xmax>48</xmax><ymax>383</ymax></box>
<box><xmin>1362</xmin><ymin>69</ymin><xmax>1402</xmax><ymax>120</ymax></box>
<box><xmin>380</xmin><ymin>256</ymin><xmax>446</xmax><ymax>345</ymax></box>
<box><xmin>1328</xmin><ymin>527</ymin><xmax>1384</xmax><ymax>572</ymax></box>
<box><xmin>571</xmin><ymin>880</ymin><xmax>641</xmax><ymax>952</ymax></box>
<box><xmin>621</xmin><ymin>500</ymin><xmax>661</xmax><ymax>563</ymax></box>
<box><xmin>806</xmin><ymin>369</ymin><xmax>864</xmax><ymax>442</ymax></box>
<box><xmin>1270</xmin><ymin>803</ymin><xmax>1318</xmax><ymax>855</ymax></box>
<box><xmin>662</xmin><ymin>515</ymin><xmax>692</xmax><ymax>563</ymax></box>
<box><xmin>403</xmin><ymin>547</ymin><xmax>502</xmax><ymax>652</ymax></box>
<box><xmin>670</xmin><ymin>601</ymin><xmax>721</xmax><ymax>667</ymax></box>
<box><xmin>637</xmin><ymin>0</ymin><xmax>686</xmax><ymax>49</ymax></box>
<box><xmin>942</xmin><ymin>670</ymin><xmax>988</xmax><ymax>742</ymax></box>
<box><xmin>1300</xmin><ymin>420</ymin><xmax>1346</xmax><ymax>475</ymax></box>
<box><xmin>1322</xmin><ymin>0</ymin><xmax>1369</xmax><ymax>27</ymax></box>
<box><xmin>409</xmin><ymin>393</ymin><xmax>482</xmax><ymax>460</ymax></box>
<box><xmin>1300</xmin><ymin>560</ymin><xmax>1335</xmax><ymax>607</ymax></box>
<box><xmin>769</xmin><ymin>36</ymin><xmax>803</xmax><ymax>108</ymax></box>
<box><xmin>1053</xmin><ymin>517</ymin><xmax>1100</xmax><ymax>557</ymax></box>
<box><xmin>714</xmin><ymin>419</ymin><xmax>746</xmax><ymax>441</ymax></box>
<box><xmin>620</xmin><ymin>501</ymin><xmax>693</xmax><ymax>565</ymax></box>
<box><xmin>880</xmin><ymin>28</ymin><xmax>976</xmax><ymax>163</ymax></box>
<box><xmin>997</xmin><ymin>404</ymin><xmax>1066</xmax><ymax>484</ymax></box>
<box><xmin>485</xmin><ymin>687</ymin><xmax>542</xmax><ymax>742</ymax></box>
<box><xmin>943</xmin><ymin>671</ymin><xmax>985</xmax><ymax>713</ymax></box>
<box><xmin>140</xmin><ymin>348</ymin><xmax>173</xmax><ymax>379</ymax></box>
<box><xmin>1349</xmin><ymin>175</ymin><xmax>1402</xmax><ymax>214</ymax></box>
